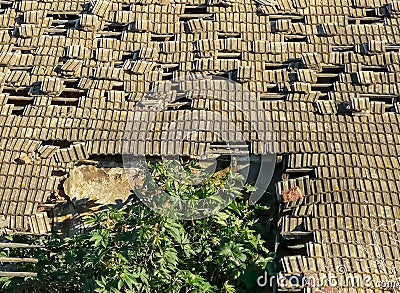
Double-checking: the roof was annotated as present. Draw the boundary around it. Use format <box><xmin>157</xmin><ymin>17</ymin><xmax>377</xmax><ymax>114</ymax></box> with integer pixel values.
<box><xmin>0</xmin><ymin>0</ymin><xmax>398</xmax><ymax>290</ymax></box>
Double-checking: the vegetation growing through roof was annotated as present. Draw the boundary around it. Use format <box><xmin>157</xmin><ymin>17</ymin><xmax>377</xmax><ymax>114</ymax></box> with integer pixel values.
<box><xmin>0</xmin><ymin>160</ymin><xmax>276</xmax><ymax>293</ymax></box>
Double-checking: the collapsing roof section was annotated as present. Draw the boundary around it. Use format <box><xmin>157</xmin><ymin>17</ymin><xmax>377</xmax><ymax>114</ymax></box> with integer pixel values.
<box><xmin>0</xmin><ymin>0</ymin><xmax>399</xmax><ymax>290</ymax></box>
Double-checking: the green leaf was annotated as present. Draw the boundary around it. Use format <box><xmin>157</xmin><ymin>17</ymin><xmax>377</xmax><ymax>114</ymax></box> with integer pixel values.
<box><xmin>117</xmin><ymin>278</ymin><xmax>123</xmax><ymax>290</ymax></box>
<box><xmin>244</xmin><ymin>184</ymin><xmax>257</xmax><ymax>192</ymax></box>
<box><xmin>89</xmin><ymin>230</ymin><xmax>109</xmax><ymax>248</ymax></box>
<box><xmin>115</xmin><ymin>252</ymin><xmax>128</xmax><ymax>264</ymax></box>
<box><xmin>121</xmin><ymin>272</ymin><xmax>137</xmax><ymax>290</ymax></box>
<box><xmin>90</xmin><ymin>233</ymin><xmax>103</xmax><ymax>248</ymax></box>
<box><xmin>215</xmin><ymin>212</ymin><xmax>230</xmax><ymax>226</ymax></box>
<box><xmin>223</xmin><ymin>282</ymin><xmax>236</xmax><ymax>293</ymax></box>
<box><xmin>95</xmin><ymin>278</ymin><xmax>105</xmax><ymax>289</ymax></box>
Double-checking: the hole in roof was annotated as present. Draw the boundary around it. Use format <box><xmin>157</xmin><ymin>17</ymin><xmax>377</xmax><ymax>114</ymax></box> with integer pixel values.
<box><xmin>162</xmin><ymin>73</ymin><xmax>174</xmax><ymax>81</ymax></box>
<box><xmin>183</xmin><ymin>6</ymin><xmax>208</xmax><ymax>15</ymax></box>
<box><xmin>363</xmin><ymin>66</ymin><xmax>388</xmax><ymax>73</ymax></box>
<box><xmin>51</xmin><ymin>170</ymin><xmax>68</xmax><ymax>177</ymax></box>
<box><xmin>151</xmin><ymin>34</ymin><xmax>175</xmax><ymax>42</ymax></box>
<box><xmin>50</xmin><ymin>98</ymin><xmax>79</xmax><ymax>107</ymax></box>
<box><xmin>317</xmin><ymin>75</ymin><xmax>340</xmax><ymax>84</ymax></box>
<box><xmin>265</xmin><ymin>64</ymin><xmax>288</xmax><ymax>70</ymax></box>
<box><xmin>290</xmin><ymin>16</ymin><xmax>306</xmax><ymax>23</ymax></box>
<box><xmin>42</xmin><ymin>140</ymin><xmax>73</xmax><ymax>148</ymax></box>
<box><xmin>11</xmin><ymin>107</ymin><xmax>24</xmax><ymax>116</ymax></box>
<box><xmin>106</xmin><ymin>23</ymin><xmax>125</xmax><ymax>33</ymax></box>
<box><xmin>7</xmin><ymin>96</ymin><xmax>34</xmax><ymax>108</ymax></box>
<box><xmin>359</xmin><ymin>17</ymin><xmax>383</xmax><ymax>24</ymax></box>
<box><xmin>311</xmin><ymin>84</ymin><xmax>334</xmax><ymax>93</ymax></box>
<box><xmin>284</xmin><ymin>35</ymin><xmax>307</xmax><ymax>42</ymax></box>
<box><xmin>88</xmin><ymin>154</ymin><xmax>123</xmax><ymax>168</ymax></box>
<box><xmin>321</xmin><ymin>66</ymin><xmax>344</xmax><ymax>74</ymax></box>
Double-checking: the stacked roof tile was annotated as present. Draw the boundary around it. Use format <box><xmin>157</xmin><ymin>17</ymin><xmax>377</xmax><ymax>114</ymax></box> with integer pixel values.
<box><xmin>0</xmin><ymin>0</ymin><xmax>398</xmax><ymax>290</ymax></box>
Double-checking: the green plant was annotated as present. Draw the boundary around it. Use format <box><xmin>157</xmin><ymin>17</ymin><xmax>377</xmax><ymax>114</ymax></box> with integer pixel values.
<box><xmin>1</xmin><ymin>160</ymin><xmax>274</xmax><ymax>293</ymax></box>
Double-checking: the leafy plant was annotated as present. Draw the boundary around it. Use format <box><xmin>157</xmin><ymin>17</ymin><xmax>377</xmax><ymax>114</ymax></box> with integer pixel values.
<box><xmin>1</xmin><ymin>160</ymin><xmax>275</xmax><ymax>293</ymax></box>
